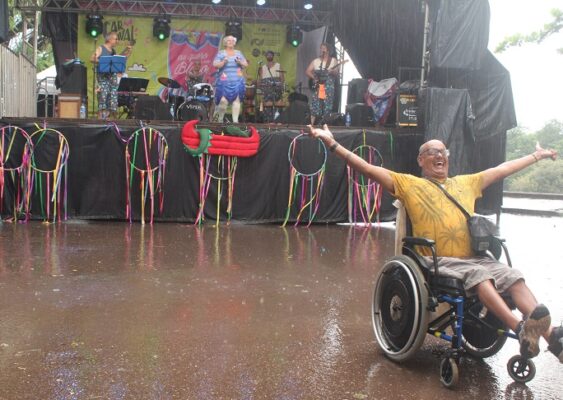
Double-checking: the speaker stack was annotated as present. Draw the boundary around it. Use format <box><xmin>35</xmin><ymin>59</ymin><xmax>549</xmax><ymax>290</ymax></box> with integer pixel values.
<box><xmin>134</xmin><ymin>96</ymin><xmax>173</xmax><ymax>121</ymax></box>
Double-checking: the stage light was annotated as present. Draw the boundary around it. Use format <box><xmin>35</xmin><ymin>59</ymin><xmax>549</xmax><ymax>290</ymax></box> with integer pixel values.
<box><xmin>286</xmin><ymin>24</ymin><xmax>302</xmax><ymax>47</ymax></box>
<box><xmin>153</xmin><ymin>16</ymin><xmax>171</xmax><ymax>41</ymax></box>
<box><xmin>257</xmin><ymin>0</ymin><xmax>266</xmax><ymax>5</ymax></box>
<box><xmin>304</xmin><ymin>2</ymin><xmax>313</xmax><ymax>10</ymax></box>
<box><xmin>211</xmin><ymin>0</ymin><xmax>222</xmax><ymax>4</ymax></box>
<box><xmin>225</xmin><ymin>19</ymin><xmax>243</xmax><ymax>42</ymax></box>
<box><xmin>86</xmin><ymin>14</ymin><xmax>104</xmax><ymax>38</ymax></box>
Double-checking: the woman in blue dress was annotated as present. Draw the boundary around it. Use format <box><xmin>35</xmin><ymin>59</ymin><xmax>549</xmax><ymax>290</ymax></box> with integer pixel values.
<box><xmin>212</xmin><ymin>35</ymin><xmax>248</xmax><ymax>123</ymax></box>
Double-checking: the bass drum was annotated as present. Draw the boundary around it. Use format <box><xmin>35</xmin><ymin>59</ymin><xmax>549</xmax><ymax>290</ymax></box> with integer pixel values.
<box><xmin>176</xmin><ymin>100</ymin><xmax>208</xmax><ymax>122</ymax></box>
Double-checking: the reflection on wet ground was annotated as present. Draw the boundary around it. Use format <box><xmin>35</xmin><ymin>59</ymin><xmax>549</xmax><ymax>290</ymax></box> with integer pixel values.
<box><xmin>0</xmin><ymin>215</ymin><xmax>561</xmax><ymax>399</ymax></box>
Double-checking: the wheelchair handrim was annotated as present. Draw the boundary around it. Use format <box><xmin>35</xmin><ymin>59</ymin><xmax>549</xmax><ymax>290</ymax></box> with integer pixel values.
<box><xmin>372</xmin><ymin>256</ymin><xmax>428</xmax><ymax>359</ymax></box>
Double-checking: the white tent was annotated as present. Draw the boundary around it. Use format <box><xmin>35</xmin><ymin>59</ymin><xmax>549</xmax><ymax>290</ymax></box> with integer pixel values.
<box><xmin>36</xmin><ymin>65</ymin><xmax>59</xmax><ymax>95</ymax></box>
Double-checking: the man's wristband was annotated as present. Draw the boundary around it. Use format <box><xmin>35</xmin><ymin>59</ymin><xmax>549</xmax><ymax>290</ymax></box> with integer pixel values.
<box><xmin>329</xmin><ymin>142</ymin><xmax>339</xmax><ymax>152</ymax></box>
<box><xmin>531</xmin><ymin>153</ymin><xmax>539</xmax><ymax>162</ymax></box>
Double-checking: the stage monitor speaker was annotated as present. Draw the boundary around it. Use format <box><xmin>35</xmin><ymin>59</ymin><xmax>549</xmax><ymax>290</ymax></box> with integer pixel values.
<box><xmin>58</xmin><ymin>63</ymin><xmax>87</xmax><ymax>96</ymax></box>
<box><xmin>347</xmin><ymin>78</ymin><xmax>369</xmax><ymax>104</ymax></box>
<box><xmin>396</xmin><ymin>93</ymin><xmax>418</xmax><ymax>127</ymax></box>
<box><xmin>345</xmin><ymin>103</ymin><xmax>373</xmax><ymax>127</ymax></box>
<box><xmin>0</xmin><ymin>0</ymin><xmax>8</xmax><ymax>43</ymax></box>
<box><xmin>134</xmin><ymin>96</ymin><xmax>172</xmax><ymax>121</ymax></box>
<box><xmin>276</xmin><ymin>100</ymin><xmax>309</xmax><ymax>125</ymax></box>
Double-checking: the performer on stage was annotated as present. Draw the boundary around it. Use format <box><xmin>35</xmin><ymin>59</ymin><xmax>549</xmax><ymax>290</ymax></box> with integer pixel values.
<box><xmin>212</xmin><ymin>35</ymin><xmax>248</xmax><ymax>123</ymax></box>
<box><xmin>258</xmin><ymin>50</ymin><xmax>285</xmax><ymax>123</ymax></box>
<box><xmin>305</xmin><ymin>43</ymin><xmax>338</xmax><ymax>125</ymax></box>
<box><xmin>91</xmin><ymin>31</ymin><xmax>132</xmax><ymax>119</ymax></box>
<box><xmin>185</xmin><ymin>60</ymin><xmax>205</xmax><ymax>97</ymax></box>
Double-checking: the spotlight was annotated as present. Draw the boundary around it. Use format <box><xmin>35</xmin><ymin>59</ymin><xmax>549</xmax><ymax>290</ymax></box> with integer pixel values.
<box><xmin>153</xmin><ymin>16</ymin><xmax>171</xmax><ymax>41</ymax></box>
<box><xmin>225</xmin><ymin>19</ymin><xmax>243</xmax><ymax>42</ymax></box>
<box><xmin>257</xmin><ymin>0</ymin><xmax>266</xmax><ymax>5</ymax></box>
<box><xmin>86</xmin><ymin>14</ymin><xmax>104</xmax><ymax>38</ymax></box>
<box><xmin>286</xmin><ymin>24</ymin><xmax>302</xmax><ymax>47</ymax></box>
<box><xmin>304</xmin><ymin>2</ymin><xmax>313</xmax><ymax>10</ymax></box>
<box><xmin>212</xmin><ymin>0</ymin><xmax>222</xmax><ymax>4</ymax></box>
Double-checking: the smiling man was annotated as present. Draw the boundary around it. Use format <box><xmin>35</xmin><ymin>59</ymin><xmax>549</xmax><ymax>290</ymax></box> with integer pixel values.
<box><xmin>307</xmin><ymin>124</ymin><xmax>562</xmax><ymax>364</ymax></box>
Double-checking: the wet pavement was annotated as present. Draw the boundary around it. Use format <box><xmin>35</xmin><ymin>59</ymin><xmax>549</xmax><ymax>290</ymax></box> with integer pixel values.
<box><xmin>0</xmin><ymin>215</ymin><xmax>561</xmax><ymax>400</ymax></box>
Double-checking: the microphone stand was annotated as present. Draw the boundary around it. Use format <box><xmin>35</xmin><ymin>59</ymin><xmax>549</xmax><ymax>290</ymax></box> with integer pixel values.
<box><xmin>255</xmin><ymin>61</ymin><xmax>262</xmax><ymax>123</ymax></box>
<box><xmin>91</xmin><ymin>37</ymin><xmax>98</xmax><ymax>118</ymax></box>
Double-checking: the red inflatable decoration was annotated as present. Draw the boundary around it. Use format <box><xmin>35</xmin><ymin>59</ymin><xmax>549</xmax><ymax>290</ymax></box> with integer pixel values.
<box><xmin>181</xmin><ymin>120</ymin><xmax>260</xmax><ymax>157</ymax></box>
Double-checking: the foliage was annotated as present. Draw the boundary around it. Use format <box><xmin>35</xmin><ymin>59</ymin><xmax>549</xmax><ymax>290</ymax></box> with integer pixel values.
<box><xmin>504</xmin><ymin>120</ymin><xmax>563</xmax><ymax>193</ymax></box>
<box><xmin>495</xmin><ymin>8</ymin><xmax>563</xmax><ymax>55</ymax></box>
<box><xmin>506</xmin><ymin>160</ymin><xmax>563</xmax><ymax>193</ymax></box>
<box><xmin>6</xmin><ymin>0</ymin><xmax>54</xmax><ymax>71</ymax></box>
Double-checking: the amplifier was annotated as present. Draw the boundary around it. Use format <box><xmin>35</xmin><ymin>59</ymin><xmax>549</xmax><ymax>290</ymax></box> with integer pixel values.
<box><xmin>134</xmin><ymin>96</ymin><xmax>173</xmax><ymax>121</ymax></box>
<box><xmin>397</xmin><ymin>93</ymin><xmax>418</xmax><ymax>127</ymax></box>
<box><xmin>347</xmin><ymin>78</ymin><xmax>369</xmax><ymax>104</ymax></box>
<box><xmin>345</xmin><ymin>103</ymin><xmax>373</xmax><ymax>127</ymax></box>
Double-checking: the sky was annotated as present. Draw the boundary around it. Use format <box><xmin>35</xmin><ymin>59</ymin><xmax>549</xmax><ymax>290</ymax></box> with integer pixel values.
<box><xmin>342</xmin><ymin>0</ymin><xmax>562</xmax><ymax>132</ymax></box>
<box><xmin>488</xmin><ymin>0</ymin><xmax>562</xmax><ymax>131</ymax></box>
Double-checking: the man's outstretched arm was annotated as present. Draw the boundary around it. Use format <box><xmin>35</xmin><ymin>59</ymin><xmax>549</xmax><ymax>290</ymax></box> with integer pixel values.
<box><xmin>481</xmin><ymin>143</ymin><xmax>558</xmax><ymax>190</ymax></box>
<box><xmin>307</xmin><ymin>124</ymin><xmax>396</xmax><ymax>193</ymax></box>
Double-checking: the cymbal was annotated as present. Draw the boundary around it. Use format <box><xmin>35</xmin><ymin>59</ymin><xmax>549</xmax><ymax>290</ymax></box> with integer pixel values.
<box><xmin>158</xmin><ymin>77</ymin><xmax>181</xmax><ymax>88</ymax></box>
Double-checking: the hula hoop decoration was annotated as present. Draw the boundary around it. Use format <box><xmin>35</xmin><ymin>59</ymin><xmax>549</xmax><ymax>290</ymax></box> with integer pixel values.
<box><xmin>181</xmin><ymin>120</ymin><xmax>260</xmax><ymax>226</ymax></box>
<box><xmin>29</xmin><ymin>125</ymin><xmax>70</xmax><ymax>223</ymax></box>
<box><xmin>125</xmin><ymin>127</ymin><xmax>169</xmax><ymax>224</ymax></box>
<box><xmin>347</xmin><ymin>143</ymin><xmax>384</xmax><ymax>225</ymax></box>
<box><xmin>0</xmin><ymin>125</ymin><xmax>33</xmax><ymax>221</ymax></box>
<box><xmin>283</xmin><ymin>134</ymin><xmax>327</xmax><ymax>227</ymax></box>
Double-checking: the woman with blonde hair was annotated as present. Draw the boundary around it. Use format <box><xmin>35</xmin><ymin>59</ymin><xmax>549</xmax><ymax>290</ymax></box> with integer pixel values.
<box><xmin>212</xmin><ymin>35</ymin><xmax>248</xmax><ymax>123</ymax></box>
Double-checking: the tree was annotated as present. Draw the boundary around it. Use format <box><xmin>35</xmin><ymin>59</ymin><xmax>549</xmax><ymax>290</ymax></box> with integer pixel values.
<box><xmin>7</xmin><ymin>0</ymin><xmax>54</xmax><ymax>71</ymax></box>
<box><xmin>504</xmin><ymin>120</ymin><xmax>563</xmax><ymax>194</ymax></box>
<box><xmin>495</xmin><ymin>8</ymin><xmax>563</xmax><ymax>55</ymax></box>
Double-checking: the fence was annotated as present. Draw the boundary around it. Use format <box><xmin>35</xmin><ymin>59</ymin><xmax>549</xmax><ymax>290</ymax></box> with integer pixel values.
<box><xmin>0</xmin><ymin>43</ymin><xmax>36</xmax><ymax>118</ymax></box>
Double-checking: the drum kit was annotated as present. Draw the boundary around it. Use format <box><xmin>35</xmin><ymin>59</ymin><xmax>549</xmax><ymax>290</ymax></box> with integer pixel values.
<box><xmin>157</xmin><ymin>76</ymin><xmax>214</xmax><ymax>122</ymax></box>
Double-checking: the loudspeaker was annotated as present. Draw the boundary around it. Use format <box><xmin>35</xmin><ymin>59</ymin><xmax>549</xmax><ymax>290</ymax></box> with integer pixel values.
<box><xmin>134</xmin><ymin>96</ymin><xmax>173</xmax><ymax>120</ymax></box>
<box><xmin>396</xmin><ymin>93</ymin><xmax>418</xmax><ymax>127</ymax></box>
<box><xmin>0</xmin><ymin>0</ymin><xmax>8</xmax><ymax>43</ymax></box>
<box><xmin>345</xmin><ymin>103</ymin><xmax>373</xmax><ymax>127</ymax></box>
<box><xmin>276</xmin><ymin>100</ymin><xmax>309</xmax><ymax>125</ymax></box>
<box><xmin>58</xmin><ymin>63</ymin><xmax>87</xmax><ymax>96</ymax></box>
<box><xmin>347</xmin><ymin>78</ymin><xmax>369</xmax><ymax>104</ymax></box>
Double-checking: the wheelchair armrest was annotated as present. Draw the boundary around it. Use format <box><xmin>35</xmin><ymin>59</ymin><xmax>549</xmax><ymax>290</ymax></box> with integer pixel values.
<box><xmin>403</xmin><ymin>236</ymin><xmax>435</xmax><ymax>247</ymax></box>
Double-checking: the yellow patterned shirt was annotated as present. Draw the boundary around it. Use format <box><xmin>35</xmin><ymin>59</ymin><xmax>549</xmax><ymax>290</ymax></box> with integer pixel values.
<box><xmin>390</xmin><ymin>172</ymin><xmax>484</xmax><ymax>257</ymax></box>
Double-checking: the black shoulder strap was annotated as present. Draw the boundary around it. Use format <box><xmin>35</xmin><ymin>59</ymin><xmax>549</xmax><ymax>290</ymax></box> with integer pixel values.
<box><xmin>426</xmin><ymin>179</ymin><xmax>471</xmax><ymax>220</ymax></box>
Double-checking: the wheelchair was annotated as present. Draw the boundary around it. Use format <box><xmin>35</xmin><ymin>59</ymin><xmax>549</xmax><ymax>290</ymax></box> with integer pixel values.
<box><xmin>372</xmin><ymin>210</ymin><xmax>536</xmax><ymax>388</ymax></box>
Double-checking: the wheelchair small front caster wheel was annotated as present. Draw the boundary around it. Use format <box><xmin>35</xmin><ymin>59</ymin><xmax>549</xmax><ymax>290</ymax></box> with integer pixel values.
<box><xmin>439</xmin><ymin>357</ymin><xmax>459</xmax><ymax>388</ymax></box>
<box><xmin>507</xmin><ymin>355</ymin><xmax>536</xmax><ymax>383</ymax></box>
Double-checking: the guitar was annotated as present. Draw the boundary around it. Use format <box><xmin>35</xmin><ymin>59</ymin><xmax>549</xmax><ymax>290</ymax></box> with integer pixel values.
<box><xmin>308</xmin><ymin>59</ymin><xmax>349</xmax><ymax>91</ymax></box>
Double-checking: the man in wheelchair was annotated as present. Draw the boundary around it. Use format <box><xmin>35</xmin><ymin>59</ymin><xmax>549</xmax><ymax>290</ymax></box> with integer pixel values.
<box><xmin>307</xmin><ymin>124</ymin><xmax>562</xmax><ymax>370</ymax></box>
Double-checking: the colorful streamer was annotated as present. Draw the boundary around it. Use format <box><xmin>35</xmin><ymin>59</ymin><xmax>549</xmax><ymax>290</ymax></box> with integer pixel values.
<box><xmin>194</xmin><ymin>154</ymin><xmax>238</xmax><ymax>226</ymax></box>
<box><xmin>0</xmin><ymin>125</ymin><xmax>33</xmax><ymax>221</ymax></box>
<box><xmin>283</xmin><ymin>134</ymin><xmax>327</xmax><ymax>227</ymax></box>
<box><xmin>125</xmin><ymin>126</ymin><xmax>169</xmax><ymax>224</ymax></box>
<box><xmin>29</xmin><ymin>124</ymin><xmax>70</xmax><ymax>223</ymax></box>
<box><xmin>347</xmin><ymin>139</ymin><xmax>384</xmax><ymax>226</ymax></box>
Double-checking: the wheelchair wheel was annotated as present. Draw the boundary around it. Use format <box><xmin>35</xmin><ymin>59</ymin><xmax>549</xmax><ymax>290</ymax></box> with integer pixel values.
<box><xmin>440</xmin><ymin>357</ymin><xmax>459</xmax><ymax>388</ymax></box>
<box><xmin>372</xmin><ymin>255</ymin><xmax>429</xmax><ymax>362</ymax></box>
<box><xmin>507</xmin><ymin>355</ymin><xmax>536</xmax><ymax>383</ymax></box>
<box><xmin>462</xmin><ymin>303</ymin><xmax>508</xmax><ymax>358</ymax></box>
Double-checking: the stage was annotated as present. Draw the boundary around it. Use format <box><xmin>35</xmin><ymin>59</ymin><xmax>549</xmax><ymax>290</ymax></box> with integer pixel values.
<box><xmin>0</xmin><ymin>118</ymin><xmax>424</xmax><ymax>224</ymax></box>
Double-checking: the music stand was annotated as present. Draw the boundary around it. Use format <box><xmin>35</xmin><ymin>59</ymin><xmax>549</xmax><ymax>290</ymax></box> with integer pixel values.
<box><xmin>117</xmin><ymin>78</ymin><xmax>149</xmax><ymax>93</ymax></box>
<box><xmin>98</xmin><ymin>55</ymin><xmax>127</xmax><ymax>74</ymax></box>
<box><xmin>117</xmin><ymin>78</ymin><xmax>149</xmax><ymax>119</ymax></box>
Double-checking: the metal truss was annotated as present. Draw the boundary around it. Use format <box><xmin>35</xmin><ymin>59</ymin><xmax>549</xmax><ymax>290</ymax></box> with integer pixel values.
<box><xmin>16</xmin><ymin>0</ymin><xmax>332</xmax><ymax>26</ymax></box>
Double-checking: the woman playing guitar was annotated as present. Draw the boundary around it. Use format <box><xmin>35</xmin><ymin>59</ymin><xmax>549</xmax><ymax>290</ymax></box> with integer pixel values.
<box><xmin>306</xmin><ymin>43</ymin><xmax>345</xmax><ymax>125</ymax></box>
